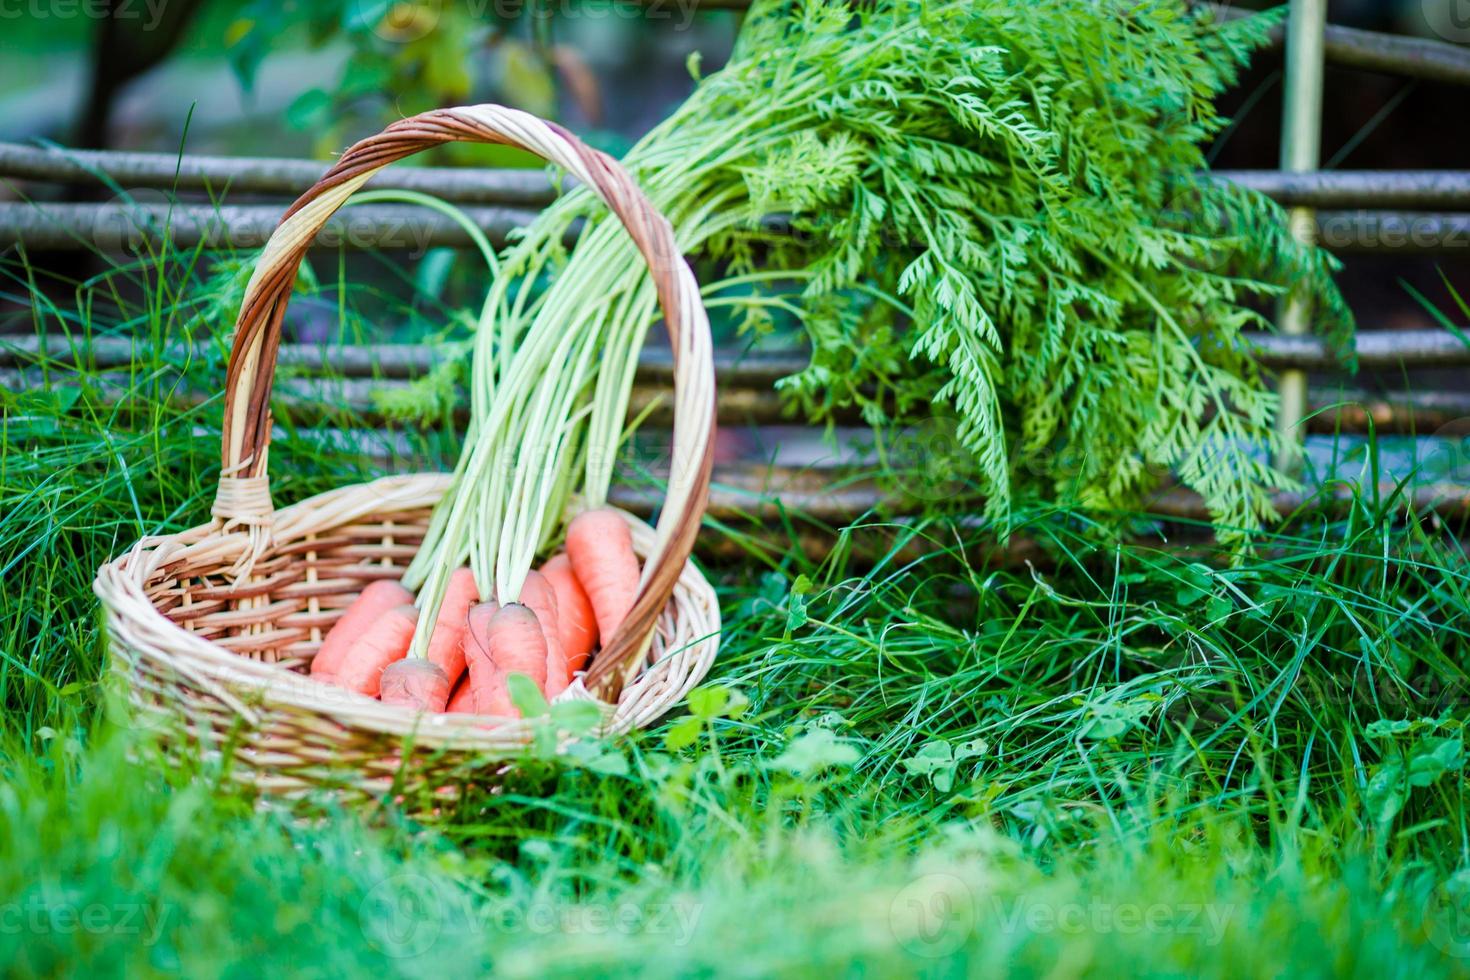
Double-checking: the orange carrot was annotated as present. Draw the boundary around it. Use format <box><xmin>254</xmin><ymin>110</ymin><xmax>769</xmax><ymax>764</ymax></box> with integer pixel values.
<box><xmin>540</xmin><ymin>553</ymin><xmax>598</xmax><ymax>674</ymax></box>
<box><xmin>520</xmin><ymin>570</ymin><xmax>569</xmax><ymax>697</ymax></box>
<box><xmin>565</xmin><ymin>509</ymin><xmax>641</xmax><ymax>645</ymax></box>
<box><xmin>379</xmin><ymin>658</ymin><xmax>451</xmax><ymax>712</ymax></box>
<box><xmin>445</xmin><ymin>676</ymin><xmax>475</xmax><ymax>714</ymax></box>
<box><xmin>464</xmin><ymin>602</ymin><xmax>546</xmax><ymax>717</ymax></box>
<box><xmin>336</xmin><ymin>603</ymin><xmax>417</xmax><ymax>696</ymax></box>
<box><xmin>425</xmin><ymin>566</ymin><xmax>480</xmax><ymax>685</ymax></box>
<box><xmin>310</xmin><ymin>580</ymin><xmax>413</xmax><ymax>679</ymax></box>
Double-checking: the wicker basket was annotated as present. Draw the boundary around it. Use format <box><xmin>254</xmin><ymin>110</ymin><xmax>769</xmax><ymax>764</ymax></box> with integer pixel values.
<box><xmin>93</xmin><ymin>105</ymin><xmax>719</xmax><ymax>802</ymax></box>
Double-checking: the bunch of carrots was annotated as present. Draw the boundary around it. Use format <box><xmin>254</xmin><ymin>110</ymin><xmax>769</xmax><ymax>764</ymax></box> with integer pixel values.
<box><xmin>309</xmin><ymin>509</ymin><xmax>639</xmax><ymax>716</ymax></box>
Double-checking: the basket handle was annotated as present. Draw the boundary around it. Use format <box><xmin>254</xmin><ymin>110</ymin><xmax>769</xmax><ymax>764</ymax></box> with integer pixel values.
<box><xmin>217</xmin><ymin>104</ymin><xmax>715</xmax><ymax>700</ymax></box>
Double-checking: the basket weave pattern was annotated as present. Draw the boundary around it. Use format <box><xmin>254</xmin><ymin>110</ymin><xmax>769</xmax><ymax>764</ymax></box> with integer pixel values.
<box><xmin>93</xmin><ymin>105</ymin><xmax>720</xmax><ymax>800</ymax></box>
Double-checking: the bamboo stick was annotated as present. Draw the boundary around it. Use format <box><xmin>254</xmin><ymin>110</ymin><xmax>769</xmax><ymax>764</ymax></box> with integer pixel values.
<box><xmin>5</xmin><ymin>357</ymin><xmax>1468</xmax><ymax>436</ymax></box>
<box><xmin>6</xmin><ymin>201</ymin><xmax>1470</xmax><ymax>254</ymax></box>
<box><xmin>0</xmin><ymin>201</ymin><xmax>547</xmax><ymax>252</ymax></box>
<box><xmin>1244</xmin><ymin>328</ymin><xmax>1470</xmax><ymax>370</ymax></box>
<box><xmin>0</xmin><ymin>142</ymin><xmax>557</xmax><ymax>206</ymax></box>
<box><xmin>1315</xmin><ymin>211</ymin><xmax>1470</xmax><ymax>253</ymax></box>
<box><xmin>618</xmin><ymin>474</ymin><xmax>1470</xmax><ymax>524</ymax></box>
<box><xmin>9</xmin><ymin>142</ymin><xmax>1470</xmax><ymax>212</ymax></box>
<box><xmin>1214</xmin><ymin>171</ymin><xmax>1470</xmax><ymax>209</ymax></box>
<box><xmin>1229</xmin><ymin>4</ymin><xmax>1470</xmax><ymax>86</ymax></box>
<box><xmin>10</xmin><ymin>379</ymin><xmax>1457</xmax><ymax>528</ymax></box>
<box><xmin>1310</xmin><ymin>389</ymin><xmax>1470</xmax><ymax>434</ymax></box>
<box><xmin>5</xmin><ymin>329</ymin><xmax>1467</xmax><ymax>377</ymax></box>
<box><xmin>1274</xmin><ymin>0</ymin><xmax>1328</xmax><ymax>472</ymax></box>
<box><xmin>10</xmin><ymin>363</ymin><xmax>1465</xmax><ymax>434</ymax></box>
<box><xmin>638</xmin><ymin>1</ymin><xmax>1470</xmax><ymax>86</ymax></box>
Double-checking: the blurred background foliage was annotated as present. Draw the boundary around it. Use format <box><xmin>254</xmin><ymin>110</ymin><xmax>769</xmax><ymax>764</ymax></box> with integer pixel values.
<box><xmin>0</xmin><ymin>0</ymin><xmax>741</xmax><ymax>160</ymax></box>
<box><xmin>1</xmin><ymin>0</ymin><xmax>1465</xmax><ymax>334</ymax></box>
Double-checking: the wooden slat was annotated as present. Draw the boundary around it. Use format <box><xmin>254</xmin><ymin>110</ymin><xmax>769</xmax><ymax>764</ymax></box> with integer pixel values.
<box><xmin>1245</xmin><ymin>328</ymin><xmax>1470</xmax><ymax>370</ymax></box>
<box><xmin>8</xmin><ymin>141</ymin><xmax>1470</xmax><ymax>212</ymax></box>
<box><xmin>1216</xmin><ymin>171</ymin><xmax>1470</xmax><ymax>209</ymax></box>
<box><xmin>1315</xmin><ymin>211</ymin><xmax>1470</xmax><ymax>253</ymax></box>
<box><xmin>0</xmin><ymin>333</ymin><xmax>810</xmax><ymax>380</ymax></box>
<box><xmin>1311</xmin><ymin>389</ymin><xmax>1470</xmax><ymax>434</ymax></box>
<box><xmin>4</xmin><ymin>363</ymin><xmax>1465</xmax><ymax>435</ymax></box>
<box><xmin>12</xmin><ymin>402</ymin><xmax>1442</xmax><ymax>559</ymax></box>
<box><xmin>0</xmin><ymin>201</ymin><xmax>549</xmax><ymax>252</ymax></box>
<box><xmin>648</xmin><ymin>1</ymin><xmax>1470</xmax><ymax>86</ymax></box>
<box><xmin>1264</xmin><ymin>9</ymin><xmax>1470</xmax><ymax>86</ymax></box>
<box><xmin>6</xmin><ymin>330</ymin><xmax>1467</xmax><ymax>378</ymax></box>
<box><xmin>8</xmin><ymin>340</ymin><xmax>1466</xmax><ymax>518</ymax></box>
<box><xmin>5</xmin><ymin>201</ymin><xmax>1470</xmax><ymax>254</ymax></box>
<box><xmin>0</xmin><ymin>142</ymin><xmax>558</xmax><ymax>205</ymax></box>
<box><xmin>660</xmin><ymin>0</ymin><xmax>1470</xmax><ymax>87</ymax></box>
<box><xmin>613</xmin><ymin>471</ymin><xmax>1470</xmax><ymax>525</ymax></box>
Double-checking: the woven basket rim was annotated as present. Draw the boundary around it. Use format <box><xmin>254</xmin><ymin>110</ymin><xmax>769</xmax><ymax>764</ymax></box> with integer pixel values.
<box><xmin>96</xmin><ymin>104</ymin><xmax>721</xmax><ymax>783</ymax></box>
<box><xmin>211</xmin><ymin>102</ymin><xmax>716</xmax><ymax>698</ymax></box>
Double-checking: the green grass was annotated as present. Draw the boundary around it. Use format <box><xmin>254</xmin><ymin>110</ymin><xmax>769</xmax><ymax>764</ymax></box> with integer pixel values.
<box><xmin>4</xmin><ymin>247</ymin><xmax>1470</xmax><ymax>975</ymax></box>
<box><xmin>0</xmin><ymin>731</ymin><xmax>1463</xmax><ymax>976</ymax></box>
